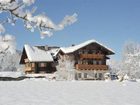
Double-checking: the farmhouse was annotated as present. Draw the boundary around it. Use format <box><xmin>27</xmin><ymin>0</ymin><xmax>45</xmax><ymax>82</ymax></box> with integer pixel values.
<box><xmin>20</xmin><ymin>39</ymin><xmax>114</xmax><ymax>80</ymax></box>
<box><xmin>20</xmin><ymin>45</ymin><xmax>59</xmax><ymax>73</ymax></box>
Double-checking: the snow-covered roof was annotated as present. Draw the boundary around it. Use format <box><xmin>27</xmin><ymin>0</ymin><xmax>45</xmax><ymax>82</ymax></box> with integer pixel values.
<box><xmin>60</xmin><ymin>39</ymin><xmax>115</xmax><ymax>54</ymax></box>
<box><xmin>24</xmin><ymin>44</ymin><xmax>53</xmax><ymax>62</ymax></box>
<box><xmin>48</xmin><ymin>48</ymin><xmax>60</xmax><ymax>57</ymax></box>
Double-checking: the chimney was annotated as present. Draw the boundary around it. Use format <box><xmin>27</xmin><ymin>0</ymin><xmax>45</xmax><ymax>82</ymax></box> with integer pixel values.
<box><xmin>45</xmin><ymin>45</ymin><xmax>49</xmax><ymax>51</ymax></box>
<box><xmin>71</xmin><ymin>44</ymin><xmax>75</xmax><ymax>46</ymax></box>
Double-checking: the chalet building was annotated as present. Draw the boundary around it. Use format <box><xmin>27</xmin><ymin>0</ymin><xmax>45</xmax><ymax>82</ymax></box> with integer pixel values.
<box><xmin>20</xmin><ymin>45</ymin><xmax>59</xmax><ymax>73</ymax></box>
<box><xmin>20</xmin><ymin>39</ymin><xmax>114</xmax><ymax>80</ymax></box>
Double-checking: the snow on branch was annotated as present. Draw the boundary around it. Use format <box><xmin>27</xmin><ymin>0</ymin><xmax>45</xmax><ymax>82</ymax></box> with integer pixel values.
<box><xmin>0</xmin><ymin>0</ymin><xmax>78</xmax><ymax>38</ymax></box>
<box><xmin>0</xmin><ymin>24</ymin><xmax>5</xmax><ymax>34</ymax></box>
<box><xmin>0</xmin><ymin>34</ymin><xmax>16</xmax><ymax>54</ymax></box>
<box><xmin>23</xmin><ymin>0</ymin><xmax>35</xmax><ymax>6</ymax></box>
<box><xmin>56</xmin><ymin>13</ymin><xmax>78</xmax><ymax>31</ymax></box>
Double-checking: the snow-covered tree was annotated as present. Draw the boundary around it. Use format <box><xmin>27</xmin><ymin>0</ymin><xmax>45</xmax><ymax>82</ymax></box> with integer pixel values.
<box><xmin>107</xmin><ymin>59</ymin><xmax>123</xmax><ymax>74</ymax></box>
<box><xmin>56</xmin><ymin>54</ymin><xmax>75</xmax><ymax>80</ymax></box>
<box><xmin>109</xmin><ymin>41</ymin><xmax>140</xmax><ymax>79</ymax></box>
<box><xmin>65</xmin><ymin>55</ymin><xmax>75</xmax><ymax>80</ymax></box>
<box><xmin>0</xmin><ymin>34</ymin><xmax>23</xmax><ymax>72</ymax></box>
<box><xmin>122</xmin><ymin>41</ymin><xmax>140</xmax><ymax>78</ymax></box>
<box><xmin>0</xmin><ymin>0</ymin><xmax>77</xmax><ymax>38</ymax></box>
<box><xmin>108</xmin><ymin>41</ymin><xmax>140</xmax><ymax>79</ymax></box>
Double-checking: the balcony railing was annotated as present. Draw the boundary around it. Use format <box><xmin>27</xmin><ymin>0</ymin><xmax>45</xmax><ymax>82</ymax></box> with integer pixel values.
<box><xmin>80</xmin><ymin>54</ymin><xmax>104</xmax><ymax>59</ymax></box>
<box><xmin>76</xmin><ymin>64</ymin><xmax>108</xmax><ymax>70</ymax></box>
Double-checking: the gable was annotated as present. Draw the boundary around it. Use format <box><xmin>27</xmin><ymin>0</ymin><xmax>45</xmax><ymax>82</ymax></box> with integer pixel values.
<box><xmin>19</xmin><ymin>48</ymin><xmax>27</xmax><ymax>64</ymax></box>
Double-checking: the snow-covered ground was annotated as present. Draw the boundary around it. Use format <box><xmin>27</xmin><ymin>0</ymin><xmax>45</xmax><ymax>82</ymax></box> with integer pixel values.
<box><xmin>0</xmin><ymin>80</ymin><xmax>140</xmax><ymax>105</ymax></box>
<box><xmin>0</xmin><ymin>72</ymin><xmax>24</xmax><ymax>78</ymax></box>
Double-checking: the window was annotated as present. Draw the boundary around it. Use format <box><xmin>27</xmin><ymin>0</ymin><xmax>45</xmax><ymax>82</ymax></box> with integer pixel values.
<box><xmin>88</xmin><ymin>60</ymin><xmax>93</xmax><ymax>64</ymax></box>
<box><xmin>84</xmin><ymin>73</ymin><xmax>87</xmax><ymax>78</ymax></box>
<box><xmin>83</xmin><ymin>59</ymin><xmax>88</xmax><ymax>64</ymax></box>
<box><xmin>79</xmin><ymin>50</ymin><xmax>82</xmax><ymax>54</ymax></box>
<box><xmin>99</xmin><ymin>73</ymin><xmax>103</xmax><ymax>80</ymax></box>
<box><xmin>82</xmin><ymin>60</ymin><xmax>85</xmax><ymax>64</ymax></box>
<box><xmin>31</xmin><ymin>63</ymin><xmax>35</xmax><ymax>67</ymax></box>
<box><xmin>82</xmin><ymin>50</ymin><xmax>88</xmax><ymax>54</ymax></box>
<box><xmin>96</xmin><ymin>61</ymin><xmax>99</xmax><ymax>65</ymax></box>
<box><xmin>102</xmin><ymin>60</ymin><xmax>106</xmax><ymax>65</ymax></box>
<box><xmin>98</xmin><ymin>50</ymin><xmax>102</xmax><ymax>54</ymax></box>
<box><xmin>78</xmin><ymin>73</ymin><xmax>81</xmax><ymax>78</ymax></box>
<box><xmin>84</xmin><ymin>50</ymin><xmax>88</xmax><ymax>54</ymax></box>
<box><xmin>93</xmin><ymin>60</ymin><xmax>97</xmax><ymax>65</ymax></box>
<box><xmin>95</xmin><ymin>73</ymin><xmax>98</xmax><ymax>78</ymax></box>
<box><xmin>92</xmin><ymin>50</ymin><xmax>96</xmax><ymax>54</ymax></box>
<box><xmin>39</xmin><ymin>63</ymin><xmax>47</xmax><ymax>67</ymax></box>
<box><xmin>78</xmin><ymin>60</ymin><xmax>82</xmax><ymax>64</ymax></box>
<box><xmin>98</xmin><ymin>60</ymin><xmax>102</xmax><ymax>65</ymax></box>
<box><xmin>88</xmin><ymin>50</ymin><xmax>92</xmax><ymax>54</ymax></box>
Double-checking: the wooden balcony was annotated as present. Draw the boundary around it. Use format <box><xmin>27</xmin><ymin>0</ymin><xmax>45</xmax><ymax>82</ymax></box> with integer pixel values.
<box><xmin>76</xmin><ymin>64</ymin><xmax>108</xmax><ymax>70</ymax></box>
<box><xmin>80</xmin><ymin>54</ymin><xmax>104</xmax><ymax>59</ymax></box>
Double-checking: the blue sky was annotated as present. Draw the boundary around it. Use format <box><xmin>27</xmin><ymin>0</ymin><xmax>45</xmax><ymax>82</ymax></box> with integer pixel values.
<box><xmin>1</xmin><ymin>0</ymin><xmax>140</xmax><ymax>60</ymax></box>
